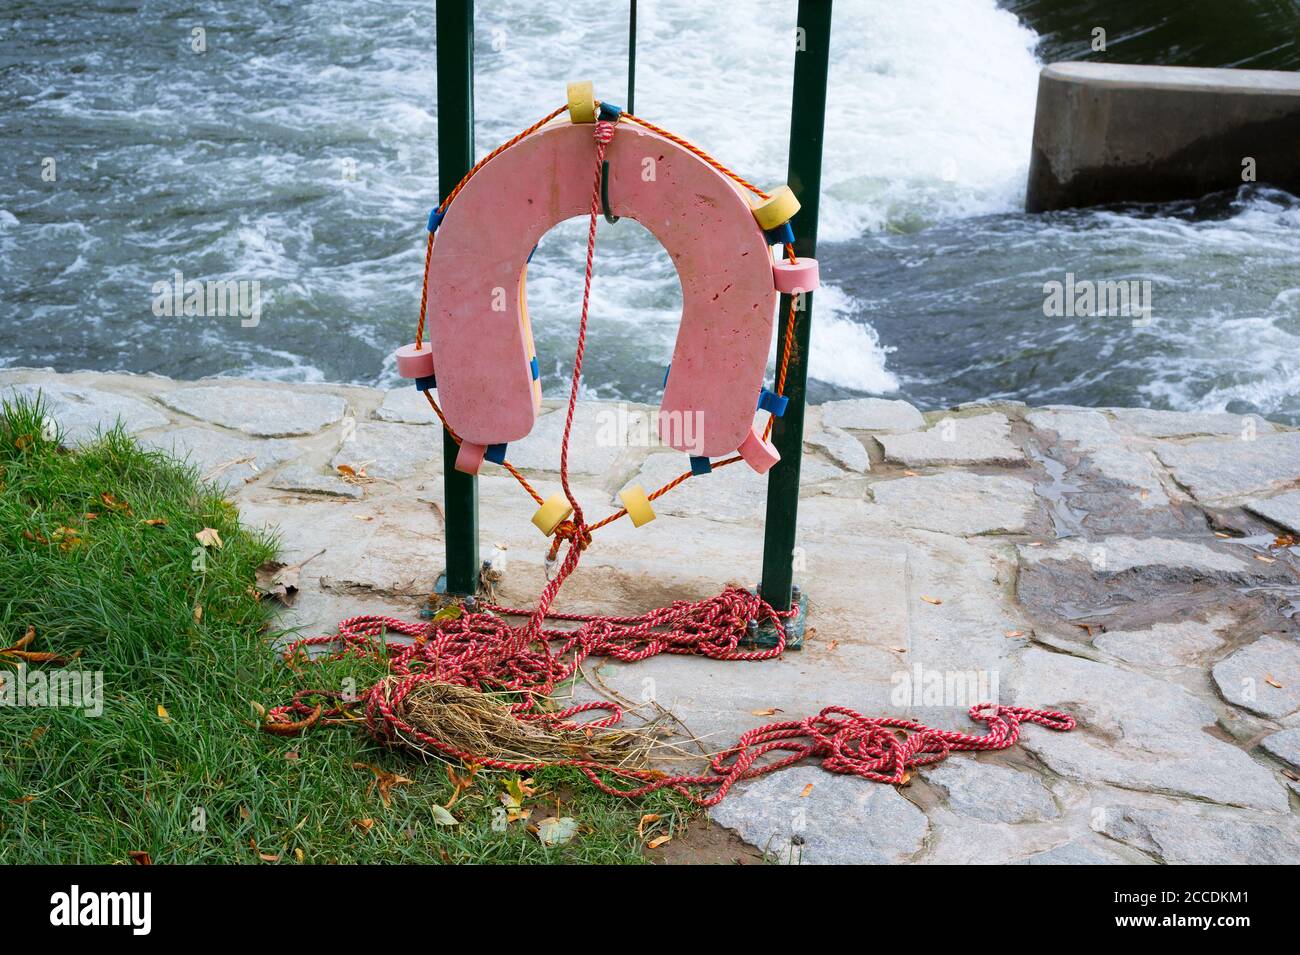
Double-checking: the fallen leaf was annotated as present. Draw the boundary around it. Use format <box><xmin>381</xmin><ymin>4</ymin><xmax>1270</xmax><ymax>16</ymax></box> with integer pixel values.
<box><xmin>353</xmin><ymin>762</ymin><xmax>415</xmax><ymax>807</ymax></box>
<box><xmin>800</xmin><ymin>783</ymin><xmax>814</xmax><ymax>797</ymax></box>
<box><xmin>1253</xmin><ymin>554</ymin><xmax>1277</xmax><ymax>564</ymax></box>
<box><xmin>352</xmin><ymin>818</ymin><xmax>375</xmax><ymax>833</ymax></box>
<box><xmin>1004</xmin><ymin>630</ymin><xmax>1026</xmax><ymax>638</ymax></box>
<box><xmin>127</xmin><ymin>851</ymin><xmax>153</xmax><ymax>865</ymax></box>
<box><xmin>646</xmin><ymin>835</ymin><xmax>672</xmax><ymax>849</ymax></box>
<box><xmin>258</xmin><ymin>852</ymin><xmax>280</xmax><ymax>862</ymax></box>
<box><xmin>99</xmin><ymin>492</ymin><xmax>132</xmax><ymax>514</ymax></box>
<box><xmin>284</xmin><ymin>751</ymin><xmax>300</xmax><ymax>761</ymax></box>
<box><xmin>890</xmin><ymin>646</ymin><xmax>907</xmax><ymax>653</ymax></box>
<box><xmin>1266</xmin><ymin>674</ymin><xmax>1283</xmax><ymax>689</ymax></box>
<box><xmin>535</xmin><ymin>816</ymin><xmax>578</xmax><ymax>846</ymax></box>
<box><xmin>253</xmin><ymin>549</ymin><xmax>325</xmax><ymax>607</ymax></box>
<box><xmin>920</xmin><ymin>595</ymin><xmax>943</xmax><ymax>605</ymax></box>
<box><xmin>143</xmin><ymin>518</ymin><xmax>168</xmax><ymax>527</ymax></box>
<box><xmin>430</xmin><ymin>804</ymin><xmax>459</xmax><ymax>826</ymax></box>
<box><xmin>192</xmin><ymin>604</ymin><xmax>203</xmax><ymax>624</ymax></box>
<box><xmin>751</xmin><ymin>707</ymin><xmax>781</xmax><ymax>716</ymax></box>
<box><xmin>826</xmin><ymin>639</ymin><xmax>839</xmax><ymax>651</ymax></box>
<box><xmin>10</xmin><ymin>795</ymin><xmax>36</xmax><ymax>805</ymax></box>
<box><xmin>293</xmin><ymin>848</ymin><xmax>305</xmax><ymax>863</ymax></box>
<box><xmin>637</xmin><ymin>813</ymin><xmax>662</xmax><ymax>837</ymax></box>
<box><xmin>83</xmin><ymin>512</ymin><xmax>98</xmax><ymax>521</ymax></box>
<box><xmin>195</xmin><ymin>527</ymin><xmax>223</xmax><ymax>549</ymax></box>
<box><xmin>1271</xmin><ymin>534</ymin><xmax>1297</xmax><ymax>549</ymax></box>
<box><xmin>239</xmin><ymin>806</ymin><xmax>251</xmax><ymax>821</ymax></box>
<box><xmin>444</xmin><ymin>764</ymin><xmax>478</xmax><ymax>808</ymax></box>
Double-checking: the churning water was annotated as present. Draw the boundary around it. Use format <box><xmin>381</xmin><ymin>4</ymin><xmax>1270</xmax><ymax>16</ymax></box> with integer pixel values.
<box><xmin>2</xmin><ymin>0</ymin><xmax>1298</xmax><ymax>422</ymax></box>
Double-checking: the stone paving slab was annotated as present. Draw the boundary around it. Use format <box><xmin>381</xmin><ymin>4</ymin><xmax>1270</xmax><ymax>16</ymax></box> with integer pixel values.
<box><xmin>819</xmin><ymin>397</ymin><xmax>925</xmax><ymax>432</ymax></box>
<box><xmin>877</xmin><ymin>413</ymin><xmax>1024</xmax><ymax>467</ymax></box>
<box><xmin>143</xmin><ymin>425</ymin><xmax>300</xmax><ymax>490</ymax></box>
<box><xmin>1154</xmin><ymin>431</ymin><xmax>1300</xmax><ymax>502</ymax></box>
<box><xmin>1245</xmin><ymin>489</ymin><xmax>1300</xmax><ymax>535</ymax></box>
<box><xmin>159</xmin><ymin>383</ymin><xmax>347</xmax><ymax>437</ymax></box>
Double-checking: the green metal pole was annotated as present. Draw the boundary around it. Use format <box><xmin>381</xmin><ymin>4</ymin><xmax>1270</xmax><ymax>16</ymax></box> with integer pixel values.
<box><xmin>760</xmin><ymin>0</ymin><xmax>831</xmax><ymax>615</ymax></box>
<box><xmin>437</xmin><ymin>0</ymin><xmax>480</xmax><ymax>596</ymax></box>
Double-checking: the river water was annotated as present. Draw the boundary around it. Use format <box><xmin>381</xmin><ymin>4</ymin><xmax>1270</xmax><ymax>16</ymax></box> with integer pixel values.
<box><xmin>2</xmin><ymin>0</ymin><xmax>1298</xmax><ymax>422</ymax></box>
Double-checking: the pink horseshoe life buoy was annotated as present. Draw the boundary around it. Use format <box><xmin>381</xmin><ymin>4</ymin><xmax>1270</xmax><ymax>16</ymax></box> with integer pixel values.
<box><xmin>425</xmin><ymin>119</ymin><xmax>779</xmax><ymax>469</ymax></box>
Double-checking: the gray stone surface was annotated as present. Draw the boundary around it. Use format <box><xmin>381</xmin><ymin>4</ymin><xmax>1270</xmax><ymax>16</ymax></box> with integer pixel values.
<box><xmin>1097</xmin><ymin>805</ymin><xmax>1300</xmax><ymax>865</ymax></box>
<box><xmin>504</xmin><ymin>405</ymin><xmax>628</xmax><ymax>475</ymax></box>
<box><xmin>805</xmin><ymin>426</ymin><xmax>871</xmax><ymax>472</ymax></box>
<box><xmin>621</xmin><ymin>449</ymin><xmax>843</xmax><ymax>521</ymax></box>
<box><xmin>268</xmin><ymin>465</ymin><xmax>364</xmax><ymax>499</ymax></box>
<box><xmin>1093</xmin><ymin>619</ymin><xmax>1226</xmax><ymax>669</ymax></box>
<box><xmin>1015</xmin><ymin>841</ymin><xmax>1126</xmax><ymax>865</ymax></box>
<box><xmin>1211</xmin><ymin>636</ymin><xmax>1300</xmax><ymax>719</ymax></box>
<box><xmin>709</xmin><ymin>766</ymin><xmax>928</xmax><ymax>865</ymax></box>
<box><xmin>871</xmin><ymin>472</ymin><xmax>1037</xmax><ymax>536</ymax></box>
<box><xmin>1245</xmin><ymin>490</ymin><xmax>1300</xmax><ymax>535</ymax></box>
<box><xmin>819</xmin><ymin>397</ymin><xmax>925</xmax><ymax>433</ymax></box>
<box><xmin>1026</xmin><ymin>409</ymin><xmax>1168</xmax><ymax>506</ymax></box>
<box><xmin>159</xmin><ymin>384</ymin><xmax>347</xmax><ymax>437</ymax></box>
<box><xmin>1106</xmin><ymin>408</ymin><xmax>1274</xmax><ymax>439</ymax></box>
<box><xmin>877</xmin><ymin>413</ymin><xmax>1023</xmax><ymax>467</ymax></box>
<box><xmin>1010</xmin><ymin>649</ymin><xmax>1289</xmax><ymax>812</ymax></box>
<box><xmin>3</xmin><ymin>382</ymin><xmax>169</xmax><ymax>445</ymax></box>
<box><xmin>1259</xmin><ymin>728</ymin><xmax>1300</xmax><ymax>772</ymax></box>
<box><xmin>1154</xmin><ymin>431</ymin><xmax>1300</xmax><ymax>501</ymax></box>
<box><xmin>1018</xmin><ymin>535</ymin><xmax>1249</xmax><ymax>576</ymax></box>
<box><xmin>143</xmin><ymin>426</ymin><xmax>299</xmax><ymax>490</ymax></box>
<box><xmin>373</xmin><ymin>386</ymin><xmax>436</xmax><ymax>425</ymax></box>
<box><xmin>923</xmin><ymin>759</ymin><xmax>1059</xmax><ymax>824</ymax></box>
<box><xmin>332</xmin><ymin>421</ymin><xmax>440</xmax><ymax>481</ymax></box>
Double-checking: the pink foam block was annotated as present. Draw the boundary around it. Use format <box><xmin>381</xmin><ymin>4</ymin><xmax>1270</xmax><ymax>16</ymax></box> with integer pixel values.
<box><xmin>773</xmin><ymin>258</ymin><xmax>819</xmax><ymax>295</ymax></box>
<box><xmin>454</xmin><ymin>441</ymin><xmax>487</xmax><ymax>475</ymax></box>
<box><xmin>395</xmin><ymin>342</ymin><xmax>435</xmax><ymax>378</ymax></box>
<box><xmin>426</xmin><ymin>121</ymin><xmax>777</xmax><ymax>456</ymax></box>
<box><xmin>738</xmin><ymin>424</ymin><xmax>780</xmax><ymax>474</ymax></box>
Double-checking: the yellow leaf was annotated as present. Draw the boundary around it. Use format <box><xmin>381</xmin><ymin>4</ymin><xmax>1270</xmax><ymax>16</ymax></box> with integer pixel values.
<box><xmin>353</xmin><ymin>818</ymin><xmax>375</xmax><ymax>833</ymax></box>
<box><xmin>1266</xmin><ymin>674</ymin><xmax>1284</xmax><ymax>689</ymax></box>
<box><xmin>192</xmin><ymin>604</ymin><xmax>203</xmax><ymax>624</ymax></box>
<box><xmin>920</xmin><ymin>595</ymin><xmax>943</xmax><ymax>605</ymax></box>
<box><xmin>800</xmin><ymin>783</ymin><xmax>814</xmax><ymax>798</ymax></box>
<box><xmin>293</xmin><ymin>848</ymin><xmax>305</xmax><ymax>863</ymax></box>
<box><xmin>637</xmin><ymin>813</ymin><xmax>661</xmax><ymax>837</ymax></box>
<box><xmin>646</xmin><ymin>835</ymin><xmax>672</xmax><ymax>849</ymax></box>
<box><xmin>157</xmin><ymin>704</ymin><xmax>170</xmax><ymax>722</ymax></box>
<box><xmin>195</xmin><ymin>527</ymin><xmax>223</xmax><ymax>549</ymax></box>
<box><xmin>751</xmin><ymin>707</ymin><xmax>781</xmax><ymax>717</ymax></box>
<box><xmin>143</xmin><ymin>518</ymin><xmax>168</xmax><ymax>527</ymax></box>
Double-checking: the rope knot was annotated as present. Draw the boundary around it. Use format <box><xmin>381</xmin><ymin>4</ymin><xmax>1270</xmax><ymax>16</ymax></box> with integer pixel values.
<box><xmin>594</xmin><ymin>120</ymin><xmax>616</xmax><ymax>145</ymax></box>
<box><xmin>546</xmin><ymin>520</ymin><xmax>592</xmax><ymax>561</ymax></box>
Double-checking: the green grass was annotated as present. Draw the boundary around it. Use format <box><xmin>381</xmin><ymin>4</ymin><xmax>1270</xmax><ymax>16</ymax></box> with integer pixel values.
<box><xmin>0</xmin><ymin>394</ymin><xmax>690</xmax><ymax>863</ymax></box>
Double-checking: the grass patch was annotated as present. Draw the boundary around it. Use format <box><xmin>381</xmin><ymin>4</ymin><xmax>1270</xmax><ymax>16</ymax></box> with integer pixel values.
<box><xmin>0</xmin><ymin>393</ymin><xmax>691</xmax><ymax>863</ymax></box>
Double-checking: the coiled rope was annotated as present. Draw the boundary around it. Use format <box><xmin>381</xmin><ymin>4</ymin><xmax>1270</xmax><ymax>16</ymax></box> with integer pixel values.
<box><xmin>269</xmin><ymin>114</ymin><xmax>1075</xmax><ymax>804</ymax></box>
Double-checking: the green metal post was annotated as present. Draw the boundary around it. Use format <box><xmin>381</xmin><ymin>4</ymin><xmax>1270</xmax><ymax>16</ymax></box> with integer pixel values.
<box><xmin>437</xmin><ymin>0</ymin><xmax>480</xmax><ymax>596</ymax></box>
<box><xmin>760</xmin><ymin>0</ymin><xmax>831</xmax><ymax>615</ymax></box>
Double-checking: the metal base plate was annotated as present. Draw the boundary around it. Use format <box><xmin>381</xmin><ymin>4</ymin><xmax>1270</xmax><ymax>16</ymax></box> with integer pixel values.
<box><xmin>743</xmin><ymin>585</ymin><xmax>807</xmax><ymax>651</ymax></box>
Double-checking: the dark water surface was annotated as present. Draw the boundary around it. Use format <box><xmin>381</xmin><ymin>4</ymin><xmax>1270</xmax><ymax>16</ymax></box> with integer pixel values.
<box><xmin>1</xmin><ymin>1</ymin><xmax>1298</xmax><ymax>421</ymax></box>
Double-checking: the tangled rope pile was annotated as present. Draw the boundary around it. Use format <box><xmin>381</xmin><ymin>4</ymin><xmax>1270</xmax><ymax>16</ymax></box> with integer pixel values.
<box><xmin>268</xmin><ymin>113</ymin><xmax>1076</xmax><ymax>805</ymax></box>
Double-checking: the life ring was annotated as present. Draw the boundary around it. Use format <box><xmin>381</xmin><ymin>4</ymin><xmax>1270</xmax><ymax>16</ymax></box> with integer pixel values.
<box><xmin>404</xmin><ymin>90</ymin><xmax>818</xmax><ymax>477</ymax></box>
